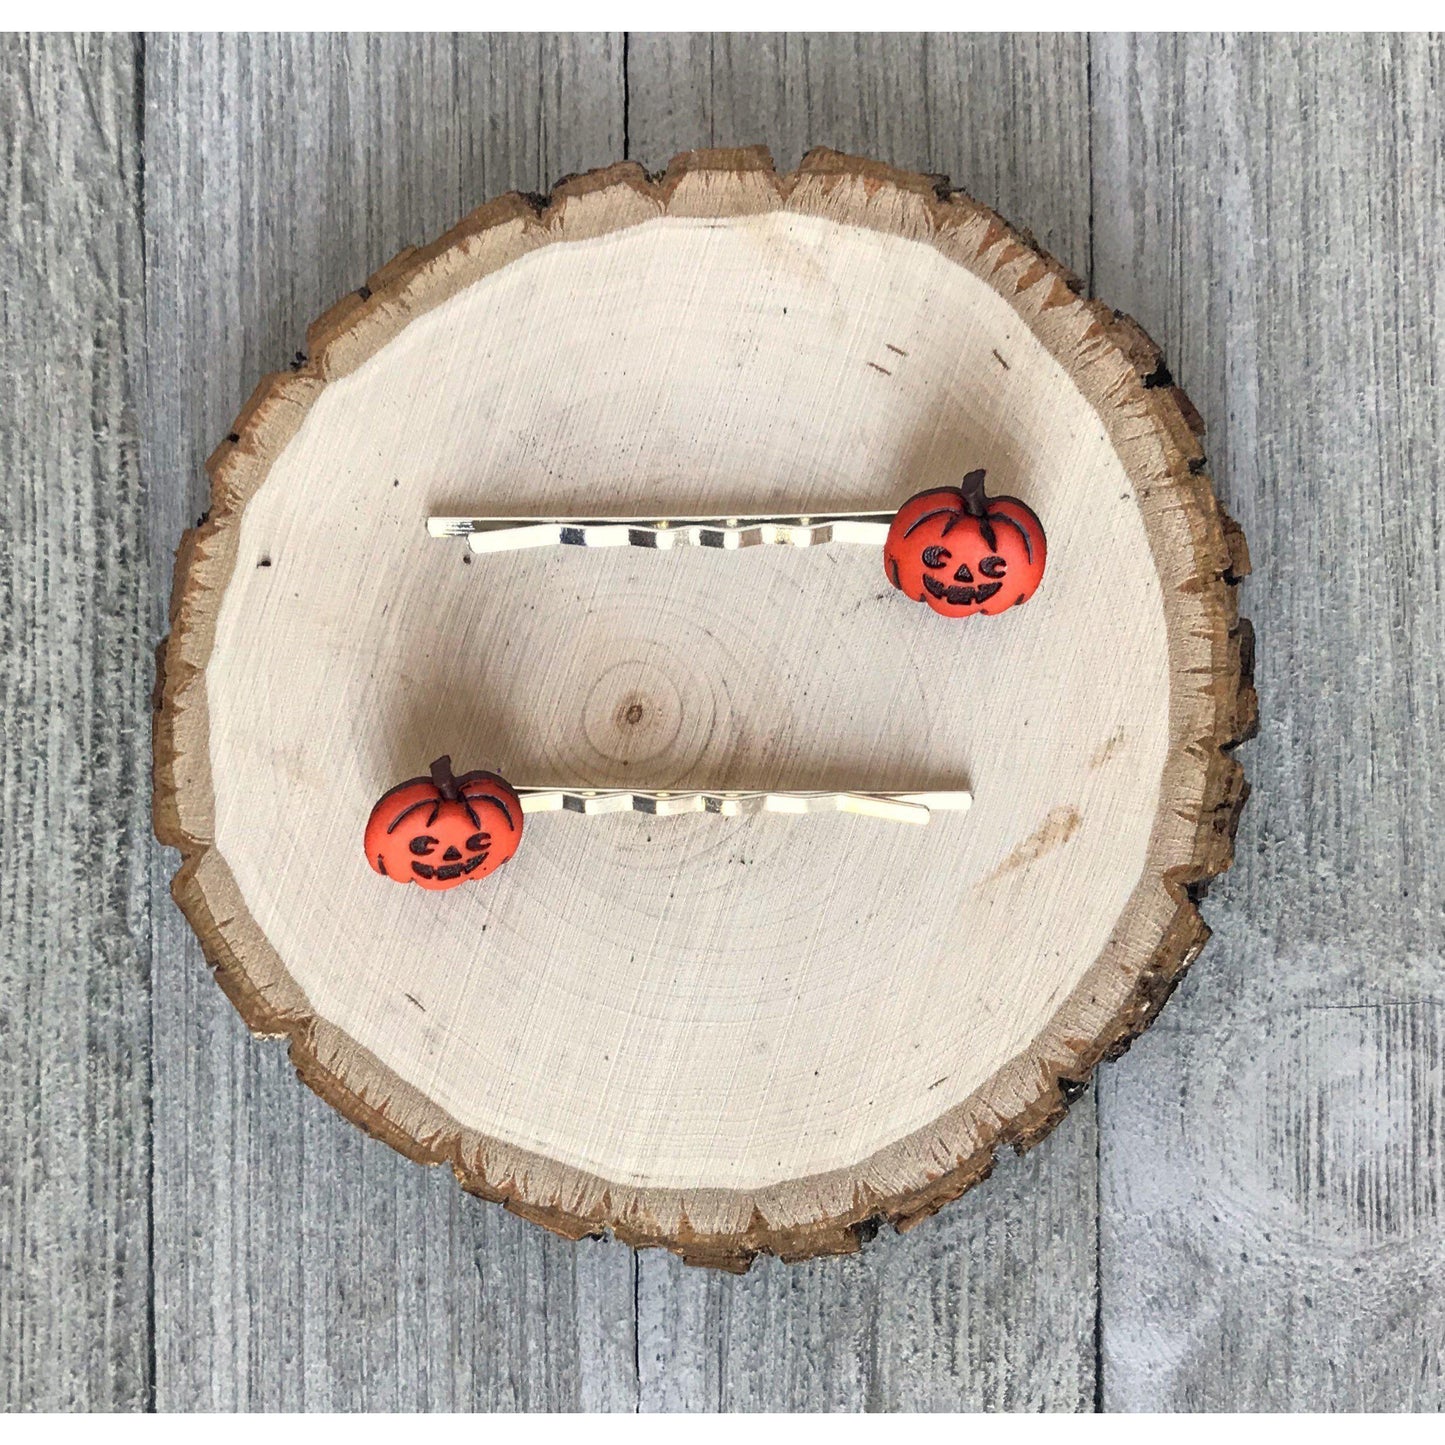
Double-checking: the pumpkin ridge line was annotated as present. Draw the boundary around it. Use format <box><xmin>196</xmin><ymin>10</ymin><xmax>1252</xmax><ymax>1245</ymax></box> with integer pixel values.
<box><xmin>385</xmin><ymin>797</ymin><xmax>437</xmax><ymax>834</ymax></box>
<box><xmin>902</xmin><ymin>505</ymin><xmax>961</xmax><ymax>539</ymax></box>
<box><xmin>460</xmin><ymin>782</ymin><xmax>517</xmax><ymax>833</ymax></box>
<box><xmin>992</xmin><ymin>510</ymin><xmax>1035</xmax><ymax>564</ymax></box>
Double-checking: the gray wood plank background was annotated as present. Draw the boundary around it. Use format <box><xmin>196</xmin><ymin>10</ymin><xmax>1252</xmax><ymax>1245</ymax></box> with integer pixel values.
<box><xmin>142</xmin><ymin>34</ymin><xmax>636</xmax><ymax>1413</ymax></box>
<box><xmin>2</xmin><ymin>30</ymin><xmax>1440</xmax><ymax>1412</ymax></box>
<box><xmin>1</xmin><ymin>34</ymin><xmax>151</xmax><ymax>1412</ymax></box>
<box><xmin>1092</xmin><ymin>33</ymin><xmax>1445</xmax><ymax>1411</ymax></box>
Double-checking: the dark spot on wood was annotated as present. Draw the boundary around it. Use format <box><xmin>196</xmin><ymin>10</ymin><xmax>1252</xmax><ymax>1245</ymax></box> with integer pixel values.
<box><xmin>982</xmin><ymin>806</ymin><xmax>1082</xmax><ymax>884</ymax></box>
<box><xmin>886</xmin><ymin>343</ymin><xmax>907</xmax><ymax>356</ymax></box>
<box><xmin>625</xmin><ymin>702</ymin><xmax>644</xmax><ymax>725</ymax></box>
<box><xmin>992</xmin><ymin>349</ymin><xmax>1010</xmax><ymax>370</ymax></box>
<box><xmin>256</xmin><ymin>557</ymin><xmax>271</xmax><ymax>568</ymax></box>
<box><xmin>1142</xmin><ymin>360</ymin><xmax>1174</xmax><ymax>389</ymax></box>
<box><xmin>358</xmin><ymin>285</ymin><xmax>373</xmax><ymax>300</ymax></box>
<box><xmin>1090</xmin><ymin>729</ymin><xmax>1126</xmax><ymax>769</ymax></box>
<box><xmin>867</xmin><ymin>361</ymin><xmax>892</xmax><ymax>376</ymax></box>
<box><xmin>854</xmin><ymin>1215</ymin><xmax>883</xmax><ymax>1245</ymax></box>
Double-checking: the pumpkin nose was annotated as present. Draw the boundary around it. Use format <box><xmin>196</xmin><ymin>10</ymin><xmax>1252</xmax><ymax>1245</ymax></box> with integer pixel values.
<box><xmin>443</xmin><ymin>845</ymin><xmax>462</xmax><ymax>861</ymax></box>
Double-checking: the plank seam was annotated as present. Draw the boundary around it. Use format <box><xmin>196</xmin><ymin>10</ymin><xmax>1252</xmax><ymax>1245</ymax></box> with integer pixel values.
<box><xmin>133</xmin><ymin>25</ymin><xmax>160</xmax><ymax>1414</ymax></box>
<box><xmin>1086</xmin><ymin>31</ymin><xmax>1106</xmax><ymax>1416</ymax></box>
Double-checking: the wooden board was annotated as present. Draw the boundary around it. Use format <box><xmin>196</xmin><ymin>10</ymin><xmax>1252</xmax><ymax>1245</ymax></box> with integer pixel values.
<box><xmin>1093</xmin><ymin>32</ymin><xmax>1445</xmax><ymax>1410</ymax></box>
<box><xmin>626</xmin><ymin>32</ymin><xmax>1106</xmax><ymax>1407</ymax></box>
<box><xmin>142</xmin><ymin>33</ymin><xmax>639</xmax><ymax>1410</ymax></box>
<box><xmin>0</xmin><ymin>34</ymin><xmax>152</xmax><ymax>1411</ymax></box>
<box><xmin>7</xmin><ymin>29</ymin><xmax>1441</xmax><ymax>1412</ymax></box>
<box><xmin>154</xmin><ymin>143</ymin><xmax>1250</xmax><ymax>1269</ymax></box>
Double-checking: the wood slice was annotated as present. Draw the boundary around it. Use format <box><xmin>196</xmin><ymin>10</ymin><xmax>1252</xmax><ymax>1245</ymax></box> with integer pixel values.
<box><xmin>154</xmin><ymin>147</ymin><xmax>1255</xmax><ymax>1271</ymax></box>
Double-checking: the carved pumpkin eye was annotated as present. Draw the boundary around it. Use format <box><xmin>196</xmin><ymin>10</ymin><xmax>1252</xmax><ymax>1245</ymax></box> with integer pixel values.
<box><xmin>921</xmin><ymin>545</ymin><xmax>951</xmax><ymax>569</ymax></box>
<box><xmin>465</xmin><ymin>832</ymin><xmax>490</xmax><ymax>852</ymax></box>
<box><xmin>409</xmin><ymin>835</ymin><xmax>439</xmax><ymax>856</ymax></box>
<box><xmin>979</xmin><ymin>555</ymin><xmax>1007</xmax><ymax>579</ymax></box>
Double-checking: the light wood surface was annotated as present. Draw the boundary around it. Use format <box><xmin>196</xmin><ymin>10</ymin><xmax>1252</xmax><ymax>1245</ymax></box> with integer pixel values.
<box><xmin>155</xmin><ymin>146</ymin><xmax>1247</xmax><ymax>1264</ymax></box>
<box><xmin>3</xmin><ymin>29</ymin><xmax>1441</xmax><ymax>1410</ymax></box>
<box><xmin>628</xmin><ymin>33</ymin><xmax>1106</xmax><ymax>1406</ymax></box>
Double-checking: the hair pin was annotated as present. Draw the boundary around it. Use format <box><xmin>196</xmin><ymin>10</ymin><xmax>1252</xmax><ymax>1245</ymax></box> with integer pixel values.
<box><xmin>366</xmin><ymin>757</ymin><xmax>971</xmax><ymax>892</ymax></box>
<box><xmin>429</xmin><ymin>469</ymin><xmax>1047</xmax><ymax>619</ymax></box>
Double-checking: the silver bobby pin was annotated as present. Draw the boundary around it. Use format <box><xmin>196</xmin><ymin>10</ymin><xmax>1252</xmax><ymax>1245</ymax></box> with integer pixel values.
<box><xmin>428</xmin><ymin>513</ymin><xmax>894</xmax><ymax>553</ymax></box>
<box><xmin>513</xmin><ymin>788</ymin><xmax>972</xmax><ymax>826</ymax></box>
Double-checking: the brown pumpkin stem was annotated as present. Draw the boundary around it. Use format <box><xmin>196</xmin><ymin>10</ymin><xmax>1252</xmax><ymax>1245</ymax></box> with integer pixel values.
<box><xmin>959</xmin><ymin>469</ymin><xmax>999</xmax><ymax>550</ymax></box>
<box><xmin>429</xmin><ymin>755</ymin><xmax>460</xmax><ymax>801</ymax></box>
<box><xmin>959</xmin><ymin>468</ymin><xmax>990</xmax><ymax>517</ymax></box>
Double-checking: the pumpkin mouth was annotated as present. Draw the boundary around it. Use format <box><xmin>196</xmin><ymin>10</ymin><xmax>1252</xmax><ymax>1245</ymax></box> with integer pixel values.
<box><xmin>412</xmin><ymin>854</ymin><xmax>488</xmax><ymax>881</ymax></box>
<box><xmin>923</xmin><ymin>576</ymin><xmax>1003</xmax><ymax>607</ymax></box>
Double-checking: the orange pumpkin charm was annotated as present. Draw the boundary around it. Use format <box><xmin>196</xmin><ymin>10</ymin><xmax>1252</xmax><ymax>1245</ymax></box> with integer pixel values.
<box><xmin>365</xmin><ymin>756</ymin><xmax>523</xmax><ymax>891</ymax></box>
<box><xmin>883</xmin><ymin>470</ymin><xmax>1047</xmax><ymax>619</ymax></box>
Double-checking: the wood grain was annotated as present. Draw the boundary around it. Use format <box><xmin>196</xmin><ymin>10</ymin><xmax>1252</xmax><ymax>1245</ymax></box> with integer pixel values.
<box><xmin>143</xmin><ymin>32</ymin><xmax>637</xmax><ymax>1410</ymax></box>
<box><xmin>156</xmin><ymin>145</ymin><xmax>1244</xmax><ymax>1263</ymax></box>
<box><xmin>638</xmin><ymin>1131</ymin><xmax>1096</xmax><ymax>1410</ymax></box>
<box><xmin>1093</xmin><ymin>32</ymin><xmax>1445</xmax><ymax>1411</ymax></box>
<box><xmin>4</xmin><ymin>29</ymin><xmax>1440</xmax><ymax>1412</ymax></box>
<box><xmin>0</xmin><ymin>34</ymin><xmax>152</xmax><ymax>1411</ymax></box>
<box><xmin>627</xmin><ymin>34</ymin><xmax>1090</xmax><ymax>265</ymax></box>
<box><xmin>626</xmin><ymin>32</ymin><xmax>1101</xmax><ymax>1407</ymax></box>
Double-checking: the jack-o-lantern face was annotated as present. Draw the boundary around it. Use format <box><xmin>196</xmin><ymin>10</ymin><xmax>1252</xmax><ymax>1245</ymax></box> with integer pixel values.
<box><xmin>884</xmin><ymin>470</ymin><xmax>1047</xmax><ymax>619</ymax></box>
<box><xmin>365</xmin><ymin>756</ymin><xmax>523</xmax><ymax>891</ymax></box>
